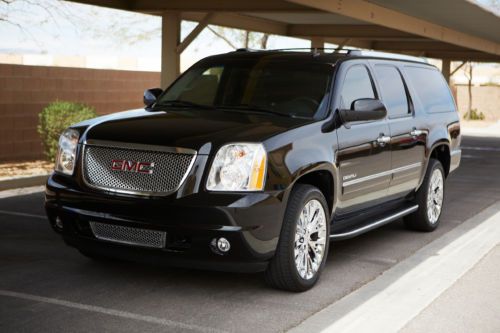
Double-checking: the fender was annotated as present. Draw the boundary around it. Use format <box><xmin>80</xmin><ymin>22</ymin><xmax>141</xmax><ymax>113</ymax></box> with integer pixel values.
<box><xmin>287</xmin><ymin>162</ymin><xmax>340</xmax><ymax>217</ymax></box>
<box><xmin>416</xmin><ymin>139</ymin><xmax>450</xmax><ymax>190</ymax></box>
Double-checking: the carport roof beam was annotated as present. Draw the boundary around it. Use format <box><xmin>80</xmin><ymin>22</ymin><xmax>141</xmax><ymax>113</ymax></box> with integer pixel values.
<box><xmin>176</xmin><ymin>12</ymin><xmax>214</xmax><ymax>54</ymax></box>
<box><xmin>285</xmin><ymin>0</ymin><xmax>500</xmax><ymax>56</ymax></box>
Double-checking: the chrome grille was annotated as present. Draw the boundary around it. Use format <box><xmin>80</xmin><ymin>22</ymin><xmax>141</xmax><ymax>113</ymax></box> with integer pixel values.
<box><xmin>89</xmin><ymin>221</ymin><xmax>166</xmax><ymax>248</ymax></box>
<box><xmin>82</xmin><ymin>142</ymin><xmax>196</xmax><ymax>196</ymax></box>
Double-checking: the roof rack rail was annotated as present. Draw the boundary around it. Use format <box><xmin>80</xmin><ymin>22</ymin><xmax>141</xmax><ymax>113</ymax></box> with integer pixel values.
<box><xmin>233</xmin><ymin>47</ymin><xmax>358</xmax><ymax>54</ymax></box>
<box><xmin>231</xmin><ymin>48</ymin><xmax>428</xmax><ymax>63</ymax></box>
<box><xmin>347</xmin><ymin>50</ymin><xmax>428</xmax><ymax>63</ymax></box>
<box><xmin>235</xmin><ymin>48</ymin><xmax>258</xmax><ymax>52</ymax></box>
<box><xmin>268</xmin><ymin>47</ymin><xmax>357</xmax><ymax>53</ymax></box>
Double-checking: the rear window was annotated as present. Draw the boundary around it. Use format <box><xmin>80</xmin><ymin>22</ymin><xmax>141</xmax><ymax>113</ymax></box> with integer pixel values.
<box><xmin>404</xmin><ymin>66</ymin><xmax>455</xmax><ymax>113</ymax></box>
<box><xmin>374</xmin><ymin>65</ymin><xmax>410</xmax><ymax>118</ymax></box>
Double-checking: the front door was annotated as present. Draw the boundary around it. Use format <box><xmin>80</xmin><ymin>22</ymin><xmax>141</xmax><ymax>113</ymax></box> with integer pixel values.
<box><xmin>335</xmin><ymin>63</ymin><xmax>392</xmax><ymax>213</ymax></box>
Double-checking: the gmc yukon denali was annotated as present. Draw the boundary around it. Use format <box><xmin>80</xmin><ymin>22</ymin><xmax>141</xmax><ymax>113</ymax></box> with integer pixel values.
<box><xmin>45</xmin><ymin>49</ymin><xmax>461</xmax><ymax>291</ymax></box>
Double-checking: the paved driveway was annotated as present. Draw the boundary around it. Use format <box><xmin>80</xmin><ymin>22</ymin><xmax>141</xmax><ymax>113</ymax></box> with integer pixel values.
<box><xmin>1</xmin><ymin>136</ymin><xmax>499</xmax><ymax>333</ymax></box>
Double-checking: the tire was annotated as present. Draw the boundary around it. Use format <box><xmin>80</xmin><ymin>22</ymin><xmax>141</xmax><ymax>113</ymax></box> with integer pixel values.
<box><xmin>404</xmin><ymin>159</ymin><xmax>445</xmax><ymax>232</ymax></box>
<box><xmin>265</xmin><ymin>184</ymin><xmax>330</xmax><ymax>292</ymax></box>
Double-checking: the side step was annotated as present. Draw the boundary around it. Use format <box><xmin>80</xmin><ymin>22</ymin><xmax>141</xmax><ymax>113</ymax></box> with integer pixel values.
<box><xmin>329</xmin><ymin>204</ymin><xmax>419</xmax><ymax>241</ymax></box>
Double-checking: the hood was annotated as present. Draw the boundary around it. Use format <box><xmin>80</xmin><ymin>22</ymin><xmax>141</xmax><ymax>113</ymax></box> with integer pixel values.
<box><xmin>78</xmin><ymin>109</ymin><xmax>312</xmax><ymax>153</ymax></box>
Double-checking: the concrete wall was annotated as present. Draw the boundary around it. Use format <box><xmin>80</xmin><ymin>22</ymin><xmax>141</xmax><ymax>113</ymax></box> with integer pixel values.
<box><xmin>455</xmin><ymin>85</ymin><xmax>500</xmax><ymax>121</ymax></box>
<box><xmin>1</xmin><ymin>63</ymin><xmax>498</xmax><ymax>162</ymax></box>
<box><xmin>0</xmin><ymin>64</ymin><xmax>159</xmax><ymax>162</ymax></box>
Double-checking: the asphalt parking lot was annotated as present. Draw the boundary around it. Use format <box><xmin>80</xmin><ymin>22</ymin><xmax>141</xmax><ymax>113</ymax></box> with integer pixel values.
<box><xmin>1</xmin><ymin>136</ymin><xmax>500</xmax><ymax>333</ymax></box>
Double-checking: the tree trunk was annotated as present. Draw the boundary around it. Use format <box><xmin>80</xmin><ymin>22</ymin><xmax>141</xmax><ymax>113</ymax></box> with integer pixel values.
<box><xmin>260</xmin><ymin>34</ymin><xmax>269</xmax><ymax>49</ymax></box>
<box><xmin>466</xmin><ymin>63</ymin><xmax>473</xmax><ymax>120</ymax></box>
<box><xmin>244</xmin><ymin>31</ymin><xmax>250</xmax><ymax>48</ymax></box>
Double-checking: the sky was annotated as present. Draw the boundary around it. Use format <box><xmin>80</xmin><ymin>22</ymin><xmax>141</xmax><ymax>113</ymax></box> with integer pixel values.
<box><xmin>0</xmin><ymin>0</ymin><xmax>498</xmax><ymax>72</ymax></box>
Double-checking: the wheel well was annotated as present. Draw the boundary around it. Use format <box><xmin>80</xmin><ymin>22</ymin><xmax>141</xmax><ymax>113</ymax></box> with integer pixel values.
<box><xmin>295</xmin><ymin>171</ymin><xmax>334</xmax><ymax>212</ymax></box>
<box><xmin>430</xmin><ymin>144</ymin><xmax>451</xmax><ymax>177</ymax></box>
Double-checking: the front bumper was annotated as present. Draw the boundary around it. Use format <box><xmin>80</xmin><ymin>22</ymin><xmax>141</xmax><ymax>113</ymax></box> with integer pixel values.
<box><xmin>45</xmin><ymin>173</ymin><xmax>287</xmax><ymax>273</ymax></box>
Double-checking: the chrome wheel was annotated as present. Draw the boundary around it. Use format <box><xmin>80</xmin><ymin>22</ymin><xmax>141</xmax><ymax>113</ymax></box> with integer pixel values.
<box><xmin>427</xmin><ymin>168</ymin><xmax>444</xmax><ymax>224</ymax></box>
<box><xmin>294</xmin><ymin>199</ymin><xmax>327</xmax><ymax>280</ymax></box>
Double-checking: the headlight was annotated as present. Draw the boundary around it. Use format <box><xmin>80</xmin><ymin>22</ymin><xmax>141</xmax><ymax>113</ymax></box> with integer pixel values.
<box><xmin>207</xmin><ymin>143</ymin><xmax>267</xmax><ymax>191</ymax></box>
<box><xmin>55</xmin><ymin>128</ymin><xmax>80</xmax><ymax>175</ymax></box>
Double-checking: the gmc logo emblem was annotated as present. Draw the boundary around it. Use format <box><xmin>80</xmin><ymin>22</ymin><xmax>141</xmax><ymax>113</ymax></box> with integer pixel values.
<box><xmin>111</xmin><ymin>159</ymin><xmax>155</xmax><ymax>174</ymax></box>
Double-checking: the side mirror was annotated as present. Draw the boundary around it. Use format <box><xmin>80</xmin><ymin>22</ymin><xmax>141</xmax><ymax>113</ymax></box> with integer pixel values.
<box><xmin>339</xmin><ymin>98</ymin><xmax>387</xmax><ymax>123</ymax></box>
<box><xmin>143</xmin><ymin>88</ymin><xmax>163</xmax><ymax>108</ymax></box>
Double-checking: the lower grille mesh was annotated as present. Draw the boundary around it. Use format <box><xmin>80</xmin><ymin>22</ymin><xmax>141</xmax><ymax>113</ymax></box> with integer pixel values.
<box><xmin>89</xmin><ymin>222</ymin><xmax>166</xmax><ymax>248</ymax></box>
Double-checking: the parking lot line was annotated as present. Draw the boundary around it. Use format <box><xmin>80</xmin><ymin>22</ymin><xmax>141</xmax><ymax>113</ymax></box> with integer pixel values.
<box><xmin>0</xmin><ymin>209</ymin><xmax>47</xmax><ymax>220</ymax></box>
<box><xmin>0</xmin><ymin>186</ymin><xmax>44</xmax><ymax>199</ymax></box>
<box><xmin>289</xmin><ymin>201</ymin><xmax>500</xmax><ymax>333</ymax></box>
<box><xmin>0</xmin><ymin>289</ymin><xmax>227</xmax><ymax>333</ymax></box>
<box><xmin>462</xmin><ymin>146</ymin><xmax>500</xmax><ymax>152</ymax></box>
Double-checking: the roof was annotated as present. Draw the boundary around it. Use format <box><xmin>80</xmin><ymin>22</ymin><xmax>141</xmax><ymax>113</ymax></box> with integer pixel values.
<box><xmin>68</xmin><ymin>0</ymin><xmax>500</xmax><ymax>62</ymax></box>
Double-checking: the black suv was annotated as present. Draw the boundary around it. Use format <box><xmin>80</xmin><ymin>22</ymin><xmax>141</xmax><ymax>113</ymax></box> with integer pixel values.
<box><xmin>45</xmin><ymin>49</ymin><xmax>461</xmax><ymax>291</ymax></box>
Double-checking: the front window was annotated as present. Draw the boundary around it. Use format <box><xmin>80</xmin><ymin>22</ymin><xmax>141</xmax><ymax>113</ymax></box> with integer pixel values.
<box><xmin>156</xmin><ymin>59</ymin><xmax>333</xmax><ymax>119</ymax></box>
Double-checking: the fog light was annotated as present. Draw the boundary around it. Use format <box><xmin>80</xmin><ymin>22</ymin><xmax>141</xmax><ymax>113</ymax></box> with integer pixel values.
<box><xmin>217</xmin><ymin>237</ymin><xmax>231</xmax><ymax>253</ymax></box>
<box><xmin>55</xmin><ymin>217</ymin><xmax>63</xmax><ymax>229</ymax></box>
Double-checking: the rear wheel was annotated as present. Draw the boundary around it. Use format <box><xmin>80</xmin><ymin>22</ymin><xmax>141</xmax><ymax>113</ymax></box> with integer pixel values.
<box><xmin>265</xmin><ymin>184</ymin><xmax>330</xmax><ymax>292</ymax></box>
<box><xmin>405</xmin><ymin>159</ymin><xmax>445</xmax><ymax>232</ymax></box>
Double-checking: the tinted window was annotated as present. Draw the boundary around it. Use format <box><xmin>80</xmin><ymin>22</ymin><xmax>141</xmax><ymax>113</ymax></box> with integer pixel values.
<box><xmin>374</xmin><ymin>65</ymin><xmax>409</xmax><ymax>118</ymax></box>
<box><xmin>405</xmin><ymin>66</ymin><xmax>455</xmax><ymax>113</ymax></box>
<box><xmin>158</xmin><ymin>60</ymin><xmax>332</xmax><ymax>118</ymax></box>
<box><xmin>340</xmin><ymin>65</ymin><xmax>375</xmax><ymax>109</ymax></box>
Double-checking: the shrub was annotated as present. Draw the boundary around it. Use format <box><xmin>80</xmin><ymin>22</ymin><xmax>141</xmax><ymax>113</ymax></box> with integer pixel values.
<box><xmin>464</xmin><ymin>108</ymin><xmax>485</xmax><ymax>121</ymax></box>
<box><xmin>38</xmin><ymin>101</ymin><xmax>97</xmax><ymax>162</ymax></box>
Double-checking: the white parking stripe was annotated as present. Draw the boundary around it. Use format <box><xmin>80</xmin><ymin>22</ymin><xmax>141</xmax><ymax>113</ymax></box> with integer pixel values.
<box><xmin>0</xmin><ymin>186</ymin><xmax>44</xmax><ymax>199</ymax></box>
<box><xmin>0</xmin><ymin>209</ymin><xmax>47</xmax><ymax>220</ymax></box>
<box><xmin>0</xmin><ymin>289</ymin><xmax>227</xmax><ymax>333</ymax></box>
<box><xmin>462</xmin><ymin>146</ymin><xmax>500</xmax><ymax>152</ymax></box>
<box><xmin>289</xmin><ymin>201</ymin><xmax>500</xmax><ymax>333</ymax></box>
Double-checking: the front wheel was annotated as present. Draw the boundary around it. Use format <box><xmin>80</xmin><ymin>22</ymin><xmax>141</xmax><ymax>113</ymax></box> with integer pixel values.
<box><xmin>405</xmin><ymin>159</ymin><xmax>445</xmax><ymax>232</ymax></box>
<box><xmin>265</xmin><ymin>184</ymin><xmax>330</xmax><ymax>292</ymax></box>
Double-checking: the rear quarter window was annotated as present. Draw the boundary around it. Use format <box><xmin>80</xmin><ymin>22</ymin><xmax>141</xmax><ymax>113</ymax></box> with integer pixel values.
<box><xmin>404</xmin><ymin>66</ymin><xmax>456</xmax><ymax>113</ymax></box>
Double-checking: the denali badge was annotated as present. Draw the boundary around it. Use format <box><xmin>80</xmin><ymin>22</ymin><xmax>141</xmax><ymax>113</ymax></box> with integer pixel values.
<box><xmin>111</xmin><ymin>159</ymin><xmax>155</xmax><ymax>174</ymax></box>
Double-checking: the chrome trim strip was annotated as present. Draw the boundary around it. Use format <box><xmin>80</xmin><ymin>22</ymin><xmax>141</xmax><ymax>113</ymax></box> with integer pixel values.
<box><xmin>343</xmin><ymin>162</ymin><xmax>422</xmax><ymax>187</ymax></box>
<box><xmin>81</xmin><ymin>142</ymin><xmax>197</xmax><ymax>197</ymax></box>
<box><xmin>330</xmin><ymin>205</ymin><xmax>419</xmax><ymax>240</ymax></box>
<box><xmin>84</xmin><ymin>140</ymin><xmax>197</xmax><ymax>155</ymax></box>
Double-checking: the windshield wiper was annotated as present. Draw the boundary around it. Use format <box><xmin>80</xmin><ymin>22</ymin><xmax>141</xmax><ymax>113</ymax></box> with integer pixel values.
<box><xmin>154</xmin><ymin>100</ymin><xmax>214</xmax><ymax>110</ymax></box>
<box><xmin>216</xmin><ymin>104</ymin><xmax>292</xmax><ymax>118</ymax></box>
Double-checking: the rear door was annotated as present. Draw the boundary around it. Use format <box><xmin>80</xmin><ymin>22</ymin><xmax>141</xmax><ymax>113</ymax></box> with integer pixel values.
<box><xmin>370</xmin><ymin>61</ymin><xmax>425</xmax><ymax>196</ymax></box>
<box><xmin>335</xmin><ymin>61</ymin><xmax>392</xmax><ymax>213</ymax></box>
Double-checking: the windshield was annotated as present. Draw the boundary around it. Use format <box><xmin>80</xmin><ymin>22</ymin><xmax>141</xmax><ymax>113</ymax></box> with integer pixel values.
<box><xmin>156</xmin><ymin>59</ymin><xmax>333</xmax><ymax>119</ymax></box>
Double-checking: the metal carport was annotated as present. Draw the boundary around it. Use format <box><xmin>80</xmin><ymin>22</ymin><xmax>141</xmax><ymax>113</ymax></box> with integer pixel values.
<box><xmin>68</xmin><ymin>0</ymin><xmax>500</xmax><ymax>87</ymax></box>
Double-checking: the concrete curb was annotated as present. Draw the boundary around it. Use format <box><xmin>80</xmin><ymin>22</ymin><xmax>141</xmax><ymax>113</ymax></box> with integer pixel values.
<box><xmin>289</xmin><ymin>201</ymin><xmax>500</xmax><ymax>333</ymax></box>
<box><xmin>0</xmin><ymin>174</ymin><xmax>49</xmax><ymax>191</ymax></box>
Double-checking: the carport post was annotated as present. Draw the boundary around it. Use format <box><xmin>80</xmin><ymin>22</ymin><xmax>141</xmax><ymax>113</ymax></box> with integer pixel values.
<box><xmin>442</xmin><ymin>59</ymin><xmax>451</xmax><ymax>85</ymax></box>
<box><xmin>161</xmin><ymin>11</ymin><xmax>181</xmax><ymax>88</ymax></box>
<box><xmin>310</xmin><ymin>37</ymin><xmax>325</xmax><ymax>50</ymax></box>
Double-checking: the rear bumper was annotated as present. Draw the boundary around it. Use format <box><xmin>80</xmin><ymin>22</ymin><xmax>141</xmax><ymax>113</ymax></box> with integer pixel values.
<box><xmin>45</xmin><ymin>173</ymin><xmax>287</xmax><ymax>273</ymax></box>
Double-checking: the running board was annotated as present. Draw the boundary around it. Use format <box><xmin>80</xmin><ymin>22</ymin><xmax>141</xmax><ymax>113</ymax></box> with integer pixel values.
<box><xmin>329</xmin><ymin>205</ymin><xmax>419</xmax><ymax>241</ymax></box>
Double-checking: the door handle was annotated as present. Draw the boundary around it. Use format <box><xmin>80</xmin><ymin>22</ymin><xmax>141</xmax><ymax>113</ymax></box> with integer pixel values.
<box><xmin>377</xmin><ymin>134</ymin><xmax>391</xmax><ymax>146</ymax></box>
<box><xmin>410</xmin><ymin>128</ymin><xmax>424</xmax><ymax>137</ymax></box>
